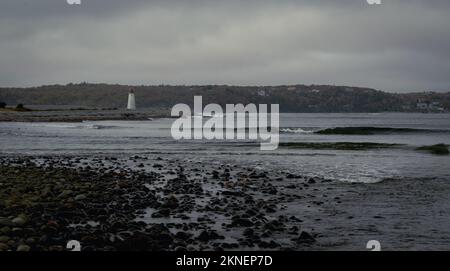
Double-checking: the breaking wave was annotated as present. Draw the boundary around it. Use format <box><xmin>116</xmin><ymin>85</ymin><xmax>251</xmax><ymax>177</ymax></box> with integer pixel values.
<box><xmin>280</xmin><ymin>128</ymin><xmax>314</xmax><ymax>134</ymax></box>
<box><xmin>315</xmin><ymin>126</ymin><xmax>449</xmax><ymax>135</ymax></box>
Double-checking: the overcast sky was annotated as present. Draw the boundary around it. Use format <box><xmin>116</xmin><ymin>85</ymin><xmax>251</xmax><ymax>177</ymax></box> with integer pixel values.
<box><xmin>0</xmin><ymin>0</ymin><xmax>449</xmax><ymax>92</ymax></box>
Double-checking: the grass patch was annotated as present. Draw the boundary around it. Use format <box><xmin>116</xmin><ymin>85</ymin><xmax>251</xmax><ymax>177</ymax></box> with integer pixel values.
<box><xmin>280</xmin><ymin>142</ymin><xmax>402</xmax><ymax>151</ymax></box>
<box><xmin>416</xmin><ymin>144</ymin><xmax>449</xmax><ymax>155</ymax></box>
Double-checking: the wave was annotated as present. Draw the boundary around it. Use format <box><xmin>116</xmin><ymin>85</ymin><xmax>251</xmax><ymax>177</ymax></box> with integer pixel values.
<box><xmin>83</xmin><ymin>124</ymin><xmax>121</xmax><ymax>130</ymax></box>
<box><xmin>315</xmin><ymin>126</ymin><xmax>449</xmax><ymax>135</ymax></box>
<box><xmin>280</xmin><ymin>128</ymin><xmax>314</xmax><ymax>134</ymax></box>
<box><xmin>37</xmin><ymin>123</ymin><xmax>122</xmax><ymax>130</ymax></box>
<box><xmin>33</xmin><ymin>124</ymin><xmax>79</xmax><ymax>129</ymax></box>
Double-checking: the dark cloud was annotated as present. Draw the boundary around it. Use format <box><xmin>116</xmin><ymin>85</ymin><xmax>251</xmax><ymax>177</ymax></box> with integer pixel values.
<box><xmin>0</xmin><ymin>0</ymin><xmax>449</xmax><ymax>92</ymax></box>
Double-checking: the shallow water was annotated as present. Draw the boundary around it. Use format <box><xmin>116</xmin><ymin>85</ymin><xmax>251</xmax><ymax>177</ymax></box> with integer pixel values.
<box><xmin>1</xmin><ymin>113</ymin><xmax>449</xmax><ymax>183</ymax></box>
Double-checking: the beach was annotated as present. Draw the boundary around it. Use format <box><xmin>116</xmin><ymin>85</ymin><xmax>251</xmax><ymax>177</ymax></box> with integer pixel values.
<box><xmin>1</xmin><ymin>153</ymin><xmax>450</xmax><ymax>251</ymax></box>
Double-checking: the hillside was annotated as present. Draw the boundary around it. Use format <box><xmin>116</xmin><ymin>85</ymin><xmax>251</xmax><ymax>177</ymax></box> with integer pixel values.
<box><xmin>0</xmin><ymin>83</ymin><xmax>449</xmax><ymax>113</ymax></box>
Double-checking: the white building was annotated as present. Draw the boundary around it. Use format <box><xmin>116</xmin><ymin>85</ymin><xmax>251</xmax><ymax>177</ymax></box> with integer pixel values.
<box><xmin>257</xmin><ymin>90</ymin><xmax>267</xmax><ymax>97</ymax></box>
<box><xmin>127</xmin><ymin>89</ymin><xmax>136</xmax><ymax>110</ymax></box>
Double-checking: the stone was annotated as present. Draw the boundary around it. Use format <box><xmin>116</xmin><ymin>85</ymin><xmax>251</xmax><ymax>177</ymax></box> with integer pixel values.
<box><xmin>17</xmin><ymin>244</ymin><xmax>31</xmax><ymax>251</ymax></box>
<box><xmin>243</xmin><ymin>228</ymin><xmax>255</xmax><ymax>237</ymax></box>
<box><xmin>0</xmin><ymin>243</ymin><xmax>9</xmax><ymax>251</ymax></box>
<box><xmin>12</xmin><ymin>215</ymin><xmax>27</xmax><ymax>226</ymax></box>
<box><xmin>175</xmin><ymin>231</ymin><xmax>192</xmax><ymax>240</ymax></box>
<box><xmin>231</xmin><ymin>216</ymin><xmax>254</xmax><ymax>227</ymax></box>
<box><xmin>152</xmin><ymin>208</ymin><xmax>170</xmax><ymax>218</ymax></box>
<box><xmin>58</xmin><ymin>190</ymin><xmax>73</xmax><ymax>198</ymax></box>
<box><xmin>197</xmin><ymin>230</ymin><xmax>224</xmax><ymax>243</ymax></box>
<box><xmin>296</xmin><ymin>231</ymin><xmax>316</xmax><ymax>244</ymax></box>
<box><xmin>307</xmin><ymin>178</ymin><xmax>317</xmax><ymax>184</ymax></box>
<box><xmin>75</xmin><ymin>194</ymin><xmax>87</xmax><ymax>201</ymax></box>
<box><xmin>162</xmin><ymin>196</ymin><xmax>179</xmax><ymax>209</ymax></box>
<box><xmin>0</xmin><ymin>226</ymin><xmax>11</xmax><ymax>234</ymax></box>
<box><xmin>0</xmin><ymin>218</ymin><xmax>13</xmax><ymax>227</ymax></box>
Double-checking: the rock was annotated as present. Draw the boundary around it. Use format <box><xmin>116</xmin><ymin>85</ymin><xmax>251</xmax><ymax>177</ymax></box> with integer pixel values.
<box><xmin>0</xmin><ymin>226</ymin><xmax>11</xmax><ymax>234</ymax></box>
<box><xmin>259</xmin><ymin>240</ymin><xmax>279</xmax><ymax>249</ymax></box>
<box><xmin>12</xmin><ymin>215</ymin><xmax>27</xmax><ymax>226</ymax></box>
<box><xmin>11</xmin><ymin>227</ymin><xmax>24</xmax><ymax>236</ymax></box>
<box><xmin>25</xmin><ymin>238</ymin><xmax>36</xmax><ymax>245</ymax></box>
<box><xmin>175</xmin><ymin>231</ymin><xmax>192</xmax><ymax>241</ymax></box>
<box><xmin>152</xmin><ymin>208</ymin><xmax>170</xmax><ymax>218</ymax></box>
<box><xmin>231</xmin><ymin>217</ymin><xmax>254</xmax><ymax>227</ymax></box>
<box><xmin>162</xmin><ymin>196</ymin><xmax>179</xmax><ymax>209</ymax></box>
<box><xmin>58</xmin><ymin>190</ymin><xmax>73</xmax><ymax>198</ymax></box>
<box><xmin>0</xmin><ymin>243</ymin><xmax>9</xmax><ymax>251</ymax></box>
<box><xmin>0</xmin><ymin>236</ymin><xmax>10</xmax><ymax>243</ymax></box>
<box><xmin>243</xmin><ymin>228</ymin><xmax>255</xmax><ymax>237</ymax></box>
<box><xmin>0</xmin><ymin>218</ymin><xmax>13</xmax><ymax>227</ymax></box>
<box><xmin>197</xmin><ymin>230</ymin><xmax>224</xmax><ymax>243</ymax></box>
<box><xmin>212</xmin><ymin>170</ymin><xmax>220</xmax><ymax>179</ymax></box>
<box><xmin>74</xmin><ymin>194</ymin><xmax>87</xmax><ymax>201</ymax></box>
<box><xmin>264</xmin><ymin>220</ymin><xmax>285</xmax><ymax>232</ymax></box>
<box><xmin>307</xmin><ymin>178</ymin><xmax>317</xmax><ymax>184</ymax></box>
<box><xmin>296</xmin><ymin>231</ymin><xmax>316</xmax><ymax>244</ymax></box>
<box><xmin>17</xmin><ymin>244</ymin><xmax>31</xmax><ymax>251</ymax></box>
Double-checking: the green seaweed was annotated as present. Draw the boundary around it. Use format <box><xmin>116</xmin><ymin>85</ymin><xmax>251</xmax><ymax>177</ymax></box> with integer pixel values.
<box><xmin>315</xmin><ymin>127</ymin><xmax>423</xmax><ymax>135</ymax></box>
<box><xmin>416</xmin><ymin>144</ymin><xmax>449</xmax><ymax>155</ymax></box>
<box><xmin>280</xmin><ymin>142</ymin><xmax>402</xmax><ymax>151</ymax></box>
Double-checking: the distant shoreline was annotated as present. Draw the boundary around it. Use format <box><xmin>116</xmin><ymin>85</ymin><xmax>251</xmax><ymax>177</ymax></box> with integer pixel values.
<box><xmin>1</xmin><ymin>83</ymin><xmax>449</xmax><ymax>114</ymax></box>
<box><xmin>1</xmin><ymin>108</ymin><xmax>450</xmax><ymax>123</ymax></box>
<box><xmin>0</xmin><ymin>108</ymin><xmax>171</xmax><ymax>122</ymax></box>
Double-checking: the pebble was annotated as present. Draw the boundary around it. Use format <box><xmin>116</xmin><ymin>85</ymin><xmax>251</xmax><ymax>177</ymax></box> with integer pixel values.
<box><xmin>12</xmin><ymin>215</ymin><xmax>27</xmax><ymax>226</ymax></box>
<box><xmin>75</xmin><ymin>194</ymin><xmax>87</xmax><ymax>201</ymax></box>
<box><xmin>17</xmin><ymin>244</ymin><xmax>31</xmax><ymax>251</ymax></box>
<box><xmin>0</xmin><ymin>243</ymin><xmax>9</xmax><ymax>251</ymax></box>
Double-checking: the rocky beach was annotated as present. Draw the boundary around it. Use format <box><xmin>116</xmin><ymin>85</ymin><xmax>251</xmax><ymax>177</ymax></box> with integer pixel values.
<box><xmin>2</xmin><ymin>152</ymin><xmax>450</xmax><ymax>251</ymax></box>
<box><xmin>0</xmin><ymin>155</ymin><xmax>329</xmax><ymax>251</ymax></box>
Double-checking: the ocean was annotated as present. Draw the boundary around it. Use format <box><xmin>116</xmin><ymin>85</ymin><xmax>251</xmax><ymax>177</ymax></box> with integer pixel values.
<box><xmin>1</xmin><ymin>112</ymin><xmax>450</xmax><ymax>250</ymax></box>
<box><xmin>1</xmin><ymin>113</ymin><xmax>449</xmax><ymax>184</ymax></box>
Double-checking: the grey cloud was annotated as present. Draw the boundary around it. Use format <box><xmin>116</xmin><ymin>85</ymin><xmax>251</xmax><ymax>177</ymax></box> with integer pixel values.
<box><xmin>0</xmin><ymin>0</ymin><xmax>449</xmax><ymax>92</ymax></box>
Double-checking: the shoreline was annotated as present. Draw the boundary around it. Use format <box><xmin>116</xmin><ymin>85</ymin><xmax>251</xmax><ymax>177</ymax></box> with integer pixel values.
<box><xmin>1</xmin><ymin>110</ymin><xmax>450</xmax><ymax>123</ymax></box>
<box><xmin>0</xmin><ymin>155</ymin><xmax>324</xmax><ymax>251</ymax></box>
<box><xmin>1</xmin><ymin>154</ymin><xmax>450</xmax><ymax>251</ymax></box>
<box><xmin>0</xmin><ymin>109</ymin><xmax>171</xmax><ymax>123</ymax></box>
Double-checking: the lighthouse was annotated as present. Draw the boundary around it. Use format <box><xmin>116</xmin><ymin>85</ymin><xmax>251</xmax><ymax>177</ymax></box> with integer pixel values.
<box><xmin>127</xmin><ymin>89</ymin><xmax>136</xmax><ymax>110</ymax></box>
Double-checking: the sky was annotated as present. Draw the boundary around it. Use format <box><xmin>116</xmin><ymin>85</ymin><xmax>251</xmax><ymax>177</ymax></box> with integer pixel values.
<box><xmin>0</xmin><ymin>0</ymin><xmax>449</xmax><ymax>92</ymax></box>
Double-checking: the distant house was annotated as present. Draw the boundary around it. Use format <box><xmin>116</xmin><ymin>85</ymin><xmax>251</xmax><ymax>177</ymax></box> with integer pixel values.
<box><xmin>430</xmin><ymin>102</ymin><xmax>444</xmax><ymax>111</ymax></box>
<box><xmin>257</xmin><ymin>90</ymin><xmax>267</xmax><ymax>97</ymax></box>
<box><xmin>416</xmin><ymin>100</ymin><xmax>429</xmax><ymax>110</ymax></box>
<box><xmin>416</xmin><ymin>99</ymin><xmax>444</xmax><ymax>112</ymax></box>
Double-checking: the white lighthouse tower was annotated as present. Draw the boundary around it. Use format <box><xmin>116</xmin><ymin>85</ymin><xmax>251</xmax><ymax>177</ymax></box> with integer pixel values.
<box><xmin>127</xmin><ymin>89</ymin><xmax>136</xmax><ymax>110</ymax></box>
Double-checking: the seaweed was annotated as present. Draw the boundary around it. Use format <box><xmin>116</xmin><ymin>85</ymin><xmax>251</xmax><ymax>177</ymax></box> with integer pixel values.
<box><xmin>280</xmin><ymin>142</ymin><xmax>402</xmax><ymax>151</ymax></box>
<box><xmin>416</xmin><ymin>144</ymin><xmax>449</xmax><ymax>155</ymax></box>
<box><xmin>315</xmin><ymin>127</ymin><xmax>423</xmax><ymax>135</ymax></box>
